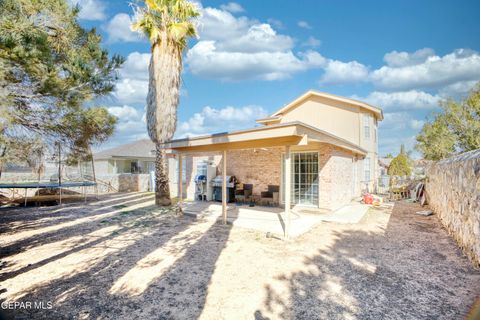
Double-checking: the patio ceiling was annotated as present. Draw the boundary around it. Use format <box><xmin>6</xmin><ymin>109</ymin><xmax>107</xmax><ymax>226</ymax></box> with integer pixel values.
<box><xmin>161</xmin><ymin>121</ymin><xmax>367</xmax><ymax>156</ymax></box>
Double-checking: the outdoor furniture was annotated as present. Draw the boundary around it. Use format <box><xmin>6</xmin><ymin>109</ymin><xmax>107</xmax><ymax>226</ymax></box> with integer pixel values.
<box><xmin>260</xmin><ymin>185</ymin><xmax>280</xmax><ymax>206</ymax></box>
<box><xmin>235</xmin><ymin>183</ymin><xmax>253</xmax><ymax>204</ymax></box>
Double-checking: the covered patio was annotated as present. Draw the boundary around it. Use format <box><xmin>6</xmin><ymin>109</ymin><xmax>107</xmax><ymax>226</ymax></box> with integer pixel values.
<box><xmin>162</xmin><ymin>121</ymin><xmax>368</xmax><ymax>238</ymax></box>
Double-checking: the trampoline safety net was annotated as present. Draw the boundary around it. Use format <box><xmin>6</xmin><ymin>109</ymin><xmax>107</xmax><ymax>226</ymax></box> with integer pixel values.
<box><xmin>0</xmin><ymin>147</ymin><xmax>97</xmax><ymax>207</ymax></box>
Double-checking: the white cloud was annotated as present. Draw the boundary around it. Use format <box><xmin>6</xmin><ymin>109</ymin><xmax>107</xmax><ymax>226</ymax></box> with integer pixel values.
<box><xmin>410</xmin><ymin>119</ymin><xmax>425</xmax><ymax>130</ymax></box>
<box><xmin>352</xmin><ymin>90</ymin><xmax>440</xmax><ymax>110</ymax></box>
<box><xmin>113</xmin><ymin>52</ymin><xmax>150</xmax><ymax>104</ymax></box>
<box><xmin>267</xmin><ymin>18</ymin><xmax>284</xmax><ymax>30</ymax></box>
<box><xmin>220</xmin><ymin>2</ymin><xmax>245</xmax><ymax>13</ymax></box>
<box><xmin>115</xmin><ymin>79</ymin><xmax>149</xmax><ymax>105</ymax></box>
<box><xmin>107</xmin><ymin>105</ymin><xmax>147</xmax><ymax>141</ymax></box>
<box><xmin>187</xmin><ymin>42</ymin><xmax>324</xmax><ymax>81</ymax></box>
<box><xmin>108</xmin><ymin>105</ymin><xmax>140</xmax><ymax>120</ymax></box>
<box><xmin>302</xmin><ymin>36</ymin><xmax>321</xmax><ymax>48</ymax></box>
<box><xmin>297</xmin><ymin>21</ymin><xmax>312</xmax><ymax>29</ymax></box>
<box><xmin>310</xmin><ymin>48</ymin><xmax>480</xmax><ymax>92</ymax></box>
<box><xmin>69</xmin><ymin>0</ymin><xmax>106</xmax><ymax>21</ymax></box>
<box><xmin>380</xmin><ymin>112</ymin><xmax>413</xmax><ymax>131</ymax></box>
<box><xmin>216</xmin><ymin>24</ymin><xmax>293</xmax><ymax>53</ymax></box>
<box><xmin>383</xmin><ymin>48</ymin><xmax>435</xmax><ymax>67</ymax></box>
<box><xmin>371</xmin><ymin>49</ymin><xmax>480</xmax><ymax>91</ymax></box>
<box><xmin>197</xmin><ymin>7</ymin><xmax>252</xmax><ymax>41</ymax></box>
<box><xmin>438</xmin><ymin>80</ymin><xmax>478</xmax><ymax>98</ymax></box>
<box><xmin>119</xmin><ymin>52</ymin><xmax>150</xmax><ymax>80</ymax></box>
<box><xmin>320</xmin><ymin>60</ymin><xmax>369</xmax><ymax>84</ymax></box>
<box><xmin>175</xmin><ymin>105</ymin><xmax>268</xmax><ymax>138</ymax></box>
<box><xmin>187</xmin><ymin>5</ymin><xmax>325</xmax><ymax>81</ymax></box>
<box><xmin>104</xmin><ymin>13</ymin><xmax>144</xmax><ymax>43</ymax></box>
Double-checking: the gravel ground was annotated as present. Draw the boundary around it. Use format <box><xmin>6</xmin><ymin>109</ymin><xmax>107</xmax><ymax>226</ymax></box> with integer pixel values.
<box><xmin>0</xmin><ymin>193</ymin><xmax>479</xmax><ymax>319</ymax></box>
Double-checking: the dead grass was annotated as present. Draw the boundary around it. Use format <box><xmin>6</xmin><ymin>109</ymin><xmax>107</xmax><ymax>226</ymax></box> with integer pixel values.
<box><xmin>0</xmin><ymin>194</ymin><xmax>479</xmax><ymax>319</ymax></box>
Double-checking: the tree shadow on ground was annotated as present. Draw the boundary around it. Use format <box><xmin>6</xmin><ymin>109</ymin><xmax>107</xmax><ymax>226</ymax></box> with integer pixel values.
<box><xmin>0</xmin><ymin>194</ymin><xmax>157</xmax><ymax>257</ymax></box>
<box><xmin>0</xmin><ymin>193</ymin><xmax>234</xmax><ymax>319</ymax></box>
<box><xmin>256</xmin><ymin>202</ymin><xmax>480</xmax><ymax>320</ymax></box>
<box><xmin>0</xmin><ymin>192</ymin><xmax>153</xmax><ymax>234</ymax></box>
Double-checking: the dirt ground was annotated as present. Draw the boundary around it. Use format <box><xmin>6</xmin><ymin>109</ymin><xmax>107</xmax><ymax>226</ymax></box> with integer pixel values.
<box><xmin>0</xmin><ymin>193</ymin><xmax>479</xmax><ymax>320</ymax></box>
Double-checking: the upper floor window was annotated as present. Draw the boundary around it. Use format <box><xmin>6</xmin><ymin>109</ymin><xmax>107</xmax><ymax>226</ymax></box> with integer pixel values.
<box><xmin>363</xmin><ymin>114</ymin><xmax>370</xmax><ymax>140</ymax></box>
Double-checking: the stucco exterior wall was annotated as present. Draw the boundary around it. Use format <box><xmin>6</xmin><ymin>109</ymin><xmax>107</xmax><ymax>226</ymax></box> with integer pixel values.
<box><xmin>426</xmin><ymin>149</ymin><xmax>480</xmax><ymax>267</ymax></box>
<box><xmin>277</xmin><ymin>95</ymin><xmax>379</xmax><ymax>193</ymax></box>
<box><xmin>279</xmin><ymin>95</ymin><xmax>361</xmax><ymax>145</ymax></box>
<box><xmin>94</xmin><ymin>160</ymin><xmax>109</xmax><ymax>175</ymax></box>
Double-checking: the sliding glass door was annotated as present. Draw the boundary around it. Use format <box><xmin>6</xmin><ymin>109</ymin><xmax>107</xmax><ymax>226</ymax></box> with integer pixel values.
<box><xmin>282</xmin><ymin>152</ymin><xmax>319</xmax><ymax>207</ymax></box>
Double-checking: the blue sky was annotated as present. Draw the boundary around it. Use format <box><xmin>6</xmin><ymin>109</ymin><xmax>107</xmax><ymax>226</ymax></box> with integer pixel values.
<box><xmin>71</xmin><ymin>0</ymin><xmax>480</xmax><ymax>157</ymax></box>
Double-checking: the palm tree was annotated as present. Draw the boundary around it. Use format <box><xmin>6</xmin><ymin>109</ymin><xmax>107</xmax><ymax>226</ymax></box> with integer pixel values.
<box><xmin>131</xmin><ymin>0</ymin><xmax>199</xmax><ymax>205</ymax></box>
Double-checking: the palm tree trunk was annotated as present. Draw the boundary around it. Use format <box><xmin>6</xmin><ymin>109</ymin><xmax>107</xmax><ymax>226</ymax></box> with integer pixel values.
<box><xmin>155</xmin><ymin>143</ymin><xmax>171</xmax><ymax>206</ymax></box>
<box><xmin>147</xmin><ymin>35</ymin><xmax>182</xmax><ymax>206</ymax></box>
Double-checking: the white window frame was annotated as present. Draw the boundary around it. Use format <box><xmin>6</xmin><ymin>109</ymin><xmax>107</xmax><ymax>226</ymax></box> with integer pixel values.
<box><xmin>363</xmin><ymin>114</ymin><xmax>370</xmax><ymax>140</ymax></box>
<box><xmin>280</xmin><ymin>151</ymin><xmax>320</xmax><ymax>208</ymax></box>
<box><xmin>364</xmin><ymin>157</ymin><xmax>371</xmax><ymax>182</ymax></box>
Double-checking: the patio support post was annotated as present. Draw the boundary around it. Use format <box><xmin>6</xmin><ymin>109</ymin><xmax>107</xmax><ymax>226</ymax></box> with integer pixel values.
<box><xmin>285</xmin><ymin>145</ymin><xmax>291</xmax><ymax>239</ymax></box>
<box><xmin>178</xmin><ymin>153</ymin><xmax>183</xmax><ymax>205</ymax></box>
<box><xmin>222</xmin><ymin>150</ymin><xmax>227</xmax><ymax>224</ymax></box>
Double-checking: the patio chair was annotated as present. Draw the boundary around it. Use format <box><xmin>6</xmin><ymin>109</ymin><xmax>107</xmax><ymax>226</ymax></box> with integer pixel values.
<box><xmin>260</xmin><ymin>185</ymin><xmax>279</xmax><ymax>206</ymax></box>
<box><xmin>235</xmin><ymin>183</ymin><xmax>253</xmax><ymax>204</ymax></box>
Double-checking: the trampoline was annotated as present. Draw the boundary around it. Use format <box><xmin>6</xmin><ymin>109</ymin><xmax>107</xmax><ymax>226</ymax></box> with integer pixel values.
<box><xmin>0</xmin><ymin>142</ymin><xmax>100</xmax><ymax>207</ymax></box>
<box><xmin>0</xmin><ymin>181</ymin><xmax>97</xmax><ymax>206</ymax></box>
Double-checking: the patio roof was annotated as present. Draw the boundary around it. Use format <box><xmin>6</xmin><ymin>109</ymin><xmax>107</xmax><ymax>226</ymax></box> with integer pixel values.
<box><xmin>161</xmin><ymin>121</ymin><xmax>367</xmax><ymax>155</ymax></box>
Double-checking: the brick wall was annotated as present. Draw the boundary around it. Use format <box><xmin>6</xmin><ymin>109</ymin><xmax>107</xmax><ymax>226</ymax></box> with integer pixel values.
<box><xmin>224</xmin><ymin>148</ymin><xmax>283</xmax><ymax>196</ymax></box>
<box><xmin>328</xmin><ymin>146</ymin><xmax>356</xmax><ymax>211</ymax></box>
<box><xmin>177</xmin><ymin>144</ymin><xmax>356</xmax><ymax>211</ymax></box>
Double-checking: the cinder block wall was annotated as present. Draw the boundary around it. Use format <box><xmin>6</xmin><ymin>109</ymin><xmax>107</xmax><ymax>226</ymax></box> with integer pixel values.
<box><xmin>426</xmin><ymin>149</ymin><xmax>480</xmax><ymax>267</ymax></box>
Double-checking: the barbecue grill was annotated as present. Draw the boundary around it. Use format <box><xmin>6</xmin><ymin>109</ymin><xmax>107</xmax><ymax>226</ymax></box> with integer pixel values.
<box><xmin>211</xmin><ymin>175</ymin><xmax>236</xmax><ymax>202</ymax></box>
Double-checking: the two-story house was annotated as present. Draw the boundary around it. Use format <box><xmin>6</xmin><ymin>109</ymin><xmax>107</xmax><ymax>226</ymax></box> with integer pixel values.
<box><xmin>163</xmin><ymin>90</ymin><xmax>383</xmax><ymax>212</ymax></box>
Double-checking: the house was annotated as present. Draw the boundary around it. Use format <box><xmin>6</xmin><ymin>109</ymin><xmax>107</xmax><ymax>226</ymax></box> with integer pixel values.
<box><xmin>378</xmin><ymin>157</ymin><xmax>392</xmax><ymax>176</ymax></box>
<box><xmin>163</xmin><ymin>90</ymin><xmax>383</xmax><ymax>215</ymax></box>
<box><xmin>93</xmin><ymin>139</ymin><xmax>156</xmax><ymax>174</ymax></box>
<box><xmin>93</xmin><ymin>139</ymin><xmax>181</xmax><ymax>193</ymax></box>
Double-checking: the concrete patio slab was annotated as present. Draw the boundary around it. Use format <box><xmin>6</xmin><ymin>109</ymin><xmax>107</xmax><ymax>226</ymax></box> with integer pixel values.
<box><xmin>302</xmin><ymin>203</ymin><xmax>370</xmax><ymax>224</ymax></box>
<box><xmin>180</xmin><ymin>201</ymin><xmax>370</xmax><ymax>237</ymax></box>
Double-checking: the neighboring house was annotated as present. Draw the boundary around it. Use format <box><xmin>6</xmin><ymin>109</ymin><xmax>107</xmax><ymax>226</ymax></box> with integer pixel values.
<box><xmin>413</xmin><ymin>159</ymin><xmax>429</xmax><ymax>178</ymax></box>
<box><xmin>163</xmin><ymin>90</ymin><xmax>383</xmax><ymax>211</ymax></box>
<box><xmin>377</xmin><ymin>157</ymin><xmax>392</xmax><ymax>193</ymax></box>
<box><xmin>378</xmin><ymin>157</ymin><xmax>392</xmax><ymax>176</ymax></box>
<box><xmin>93</xmin><ymin>139</ymin><xmax>180</xmax><ymax>193</ymax></box>
<box><xmin>93</xmin><ymin>139</ymin><xmax>156</xmax><ymax>174</ymax></box>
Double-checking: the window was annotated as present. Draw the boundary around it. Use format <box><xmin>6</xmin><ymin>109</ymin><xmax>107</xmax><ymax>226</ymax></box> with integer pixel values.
<box><xmin>364</xmin><ymin>157</ymin><xmax>371</xmax><ymax>181</ymax></box>
<box><xmin>363</xmin><ymin>114</ymin><xmax>370</xmax><ymax>140</ymax></box>
<box><xmin>282</xmin><ymin>152</ymin><xmax>319</xmax><ymax>206</ymax></box>
<box><xmin>174</xmin><ymin>157</ymin><xmax>187</xmax><ymax>183</ymax></box>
